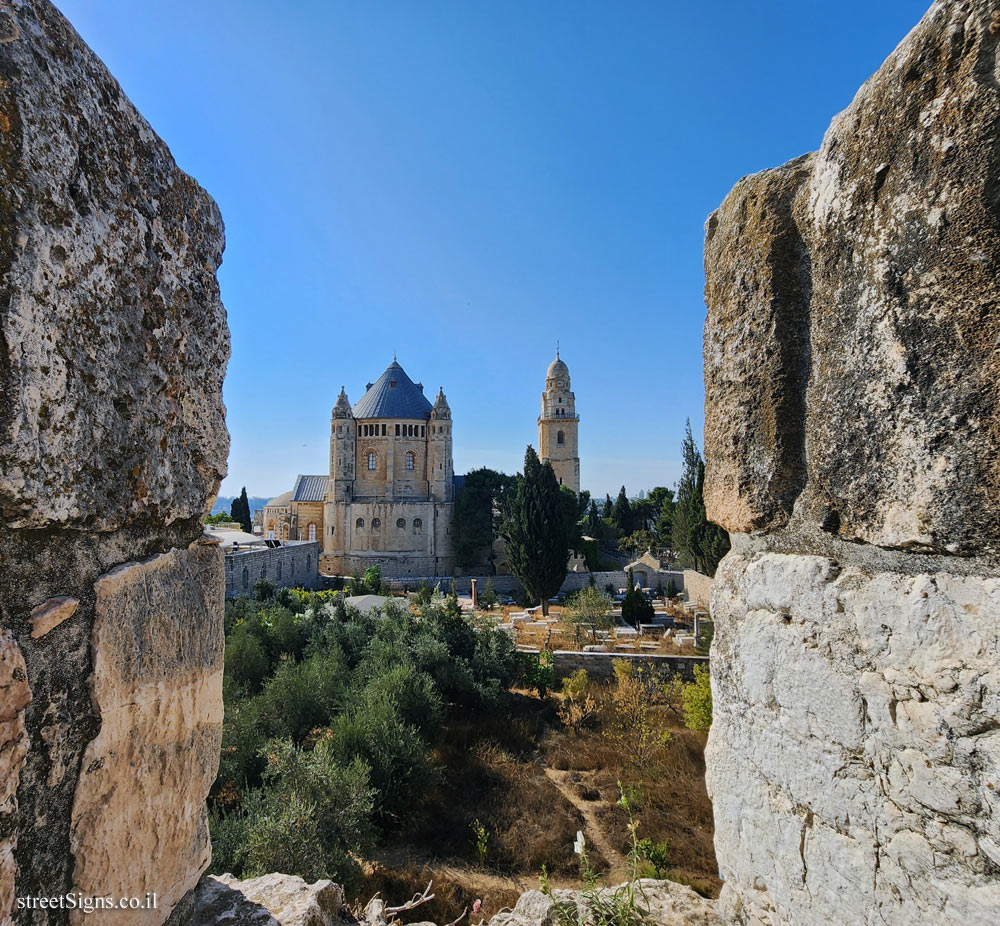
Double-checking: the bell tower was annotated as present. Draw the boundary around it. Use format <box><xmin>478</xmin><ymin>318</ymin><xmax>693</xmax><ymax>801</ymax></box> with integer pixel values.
<box><xmin>538</xmin><ymin>349</ymin><xmax>580</xmax><ymax>493</ymax></box>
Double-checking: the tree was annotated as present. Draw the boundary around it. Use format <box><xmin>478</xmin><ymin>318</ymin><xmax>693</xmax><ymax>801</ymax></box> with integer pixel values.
<box><xmin>230</xmin><ymin>486</ymin><xmax>253</xmax><ymax>534</ymax></box>
<box><xmin>672</xmin><ymin>422</ymin><xmax>730</xmax><ymax>576</ymax></box>
<box><xmin>602</xmin><ymin>494</ymin><xmax>614</xmax><ymax>520</ymax></box>
<box><xmin>612</xmin><ymin>486</ymin><xmax>633</xmax><ymax>535</ymax></box>
<box><xmin>452</xmin><ymin>468</ymin><xmax>515</xmax><ymax>571</ymax></box>
<box><xmin>500</xmin><ymin>446</ymin><xmax>570</xmax><ymax>617</ymax></box>
<box><xmin>478</xmin><ymin>577</ymin><xmax>498</xmax><ymax>610</ymax></box>
<box><xmin>621</xmin><ymin>568</ymin><xmax>654</xmax><ymax>627</ymax></box>
<box><xmin>363</xmin><ymin>565</ymin><xmax>382</xmax><ymax>594</ymax></box>
<box><xmin>565</xmin><ymin>586</ymin><xmax>615</xmax><ymax>642</ymax></box>
<box><xmin>560</xmin><ymin>485</ymin><xmax>590</xmax><ymax>557</ymax></box>
<box><xmin>621</xmin><ymin>529</ymin><xmax>655</xmax><ymax>559</ymax></box>
<box><xmin>585</xmin><ymin>499</ymin><xmax>602</xmax><ymax>538</ymax></box>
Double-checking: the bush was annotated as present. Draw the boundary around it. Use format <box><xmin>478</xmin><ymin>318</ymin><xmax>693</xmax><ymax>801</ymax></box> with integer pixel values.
<box><xmin>253</xmin><ymin>578</ymin><xmax>276</xmax><ymax>601</ymax></box>
<box><xmin>258</xmin><ymin>651</ymin><xmax>345</xmax><ymax>742</ymax></box>
<box><xmin>681</xmin><ymin>664</ymin><xmax>712</xmax><ymax>733</ymax></box>
<box><xmin>561</xmin><ymin>668</ymin><xmax>589</xmax><ymax>702</ymax></box>
<box><xmin>520</xmin><ymin>650</ymin><xmax>554</xmax><ymax>698</ymax></box>
<box><xmin>225</xmin><ymin>625</ymin><xmax>272</xmax><ymax>692</ymax></box>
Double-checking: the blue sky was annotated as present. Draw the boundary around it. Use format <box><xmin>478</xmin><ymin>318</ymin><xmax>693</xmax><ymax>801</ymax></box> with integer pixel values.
<box><xmin>58</xmin><ymin>0</ymin><xmax>928</xmax><ymax>500</ymax></box>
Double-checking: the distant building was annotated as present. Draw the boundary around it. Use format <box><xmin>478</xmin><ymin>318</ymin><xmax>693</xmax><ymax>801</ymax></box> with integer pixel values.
<box><xmin>538</xmin><ymin>350</ymin><xmax>580</xmax><ymax>493</ymax></box>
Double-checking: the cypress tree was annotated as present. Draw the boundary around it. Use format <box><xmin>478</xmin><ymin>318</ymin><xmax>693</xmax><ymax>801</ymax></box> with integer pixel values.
<box><xmin>500</xmin><ymin>446</ymin><xmax>569</xmax><ymax>616</ymax></box>
<box><xmin>612</xmin><ymin>485</ymin><xmax>633</xmax><ymax>535</ymax></box>
<box><xmin>586</xmin><ymin>499</ymin><xmax>601</xmax><ymax>537</ymax></box>
<box><xmin>672</xmin><ymin>422</ymin><xmax>730</xmax><ymax>575</ymax></box>
<box><xmin>230</xmin><ymin>486</ymin><xmax>253</xmax><ymax>533</ymax></box>
<box><xmin>602</xmin><ymin>494</ymin><xmax>614</xmax><ymax>520</ymax></box>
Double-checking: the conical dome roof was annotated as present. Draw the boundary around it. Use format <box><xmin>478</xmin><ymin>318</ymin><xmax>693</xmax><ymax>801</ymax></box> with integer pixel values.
<box><xmin>351</xmin><ymin>361</ymin><xmax>433</xmax><ymax>419</ymax></box>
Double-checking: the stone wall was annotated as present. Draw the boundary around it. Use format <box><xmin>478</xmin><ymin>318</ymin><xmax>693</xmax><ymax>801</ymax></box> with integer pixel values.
<box><xmin>703</xmin><ymin>2</ymin><xmax>1000</xmax><ymax>923</ymax></box>
<box><xmin>682</xmin><ymin>570</ymin><xmax>712</xmax><ymax>609</ymax></box>
<box><xmin>552</xmin><ymin>651</ymin><xmax>706</xmax><ymax>684</ymax></box>
<box><xmin>0</xmin><ymin>2</ymin><xmax>228</xmax><ymax>923</ymax></box>
<box><xmin>225</xmin><ymin>542</ymin><xmax>321</xmax><ymax>598</ymax></box>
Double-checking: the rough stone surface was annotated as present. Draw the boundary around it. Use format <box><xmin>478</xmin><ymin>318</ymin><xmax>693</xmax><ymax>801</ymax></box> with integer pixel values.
<box><xmin>28</xmin><ymin>597</ymin><xmax>78</xmax><ymax>639</ymax></box>
<box><xmin>179</xmin><ymin>873</ymin><xmax>344</xmax><ymax>926</ymax></box>
<box><xmin>707</xmin><ymin>551</ymin><xmax>1000</xmax><ymax>925</ymax></box>
<box><xmin>0</xmin><ymin>1</ymin><xmax>228</xmax><ymax>923</ymax></box>
<box><xmin>0</xmin><ymin>1</ymin><xmax>229</xmax><ymax>531</ymax></box>
<box><xmin>704</xmin><ymin>0</ymin><xmax>1000</xmax><ymax>555</ymax></box>
<box><xmin>0</xmin><ymin>631</ymin><xmax>30</xmax><ymax>920</ymax></box>
<box><xmin>703</xmin><ymin>1</ymin><xmax>1000</xmax><ymax>923</ymax></box>
<box><xmin>487</xmin><ymin>881</ymin><xmax>721</xmax><ymax>926</ymax></box>
<box><xmin>69</xmin><ymin>541</ymin><xmax>224</xmax><ymax>925</ymax></box>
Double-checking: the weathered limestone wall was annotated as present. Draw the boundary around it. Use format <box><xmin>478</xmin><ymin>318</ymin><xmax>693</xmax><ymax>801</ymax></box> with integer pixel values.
<box><xmin>0</xmin><ymin>2</ymin><xmax>228</xmax><ymax>923</ymax></box>
<box><xmin>703</xmin><ymin>2</ymin><xmax>1000</xmax><ymax>923</ymax></box>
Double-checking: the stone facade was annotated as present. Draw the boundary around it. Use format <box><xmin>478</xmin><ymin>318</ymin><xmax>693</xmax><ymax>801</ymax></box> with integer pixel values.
<box><xmin>703</xmin><ymin>2</ymin><xmax>1000</xmax><ymax>922</ymax></box>
<box><xmin>538</xmin><ymin>352</ymin><xmax>580</xmax><ymax>493</ymax></box>
<box><xmin>224</xmin><ymin>541</ymin><xmax>320</xmax><ymax>598</ymax></box>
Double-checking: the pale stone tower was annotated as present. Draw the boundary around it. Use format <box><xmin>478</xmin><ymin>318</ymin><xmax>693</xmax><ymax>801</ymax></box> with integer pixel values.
<box><xmin>538</xmin><ymin>349</ymin><xmax>580</xmax><ymax>492</ymax></box>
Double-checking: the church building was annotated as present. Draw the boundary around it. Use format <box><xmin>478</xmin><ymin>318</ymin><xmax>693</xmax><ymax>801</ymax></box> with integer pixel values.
<box><xmin>260</xmin><ymin>360</ymin><xmax>456</xmax><ymax>578</ymax></box>
<box><xmin>260</xmin><ymin>351</ymin><xmax>581</xmax><ymax>579</ymax></box>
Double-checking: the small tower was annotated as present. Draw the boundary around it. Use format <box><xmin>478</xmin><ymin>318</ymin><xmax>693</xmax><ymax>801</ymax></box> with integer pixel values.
<box><xmin>429</xmin><ymin>387</ymin><xmax>454</xmax><ymax>503</ymax></box>
<box><xmin>325</xmin><ymin>387</ymin><xmax>355</xmax><ymax>555</ymax></box>
<box><xmin>538</xmin><ymin>349</ymin><xmax>580</xmax><ymax>492</ymax></box>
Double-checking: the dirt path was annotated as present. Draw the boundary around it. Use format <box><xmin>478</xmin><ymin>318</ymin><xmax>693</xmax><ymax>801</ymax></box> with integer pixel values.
<box><xmin>542</xmin><ymin>768</ymin><xmax>628</xmax><ymax>874</ymax></box>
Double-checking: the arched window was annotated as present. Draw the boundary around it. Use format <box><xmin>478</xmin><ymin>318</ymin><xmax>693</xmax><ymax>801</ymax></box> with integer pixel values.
<box><xmin>396</xmin><ymin>518</ymin><xmax>406</xmax><ymax>529</ymax></box>
<box><xmin>413</xmin><ymin>518</ymin><xmax>423</xmax><ymax>533</ymax></box>
<box><xmin>306</xmin><ymin>555</ymin><xmax>312</xmax><ymax>572</ymax></box>
<box><xmin>277</xmin><ymin>561</ymin><xmax>282</xmax><ymax>580</ymax></box>
<box><xmin>260</xmin><ymin>565</ymin><xmax>266</xmax><ymax>579</ymax></box>
<box><xmin>241</xmin><ymin>567</ymin><xmax>249</xmax><ymax>590</ymax></box>
<box><xmin>372</xmin><ymin>518</ymin><xmax>381</xmax><ymax>530</ymax></box>
<box><xmin>405</xmin><ymin>451</ymin><xmax>415</xmax><ymax>472</ymax></box>
<box><xmin>356</xmin><ymin>517</ymin><xmax>365</xmax><ymax>529</ymax></box>
<box><xmin>307</xmin><ymin>523</ymin><xmax>316</xmax><ymax>542</ymax></box>
<box><xmin>557</xmin><ymin>430</ymin><xmax>565</xmax><ymax>445</ymax></box>
<box><xmin>281</xmin><ymin>524</ymin><xmax>289</xmax><ymax>540</ymax></box>
<box><xmin>368</xmin><ymin>451</ymin><xmax>377</xmax><ymax>470</ymax></box>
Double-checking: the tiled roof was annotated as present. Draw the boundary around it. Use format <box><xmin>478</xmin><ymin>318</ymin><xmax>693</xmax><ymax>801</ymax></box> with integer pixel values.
<box><xmin>264</xmin><ymin>490</ymin><xmax>293</xmax><ymax>508</ymax></box>
<box><xmin>291</xmin><ymin>474</ymin><xmax>327</xmax><ymax>502</ymax></box>
<box><xmin>352</xmin><ymin>361</ymin><xmax>433</xmax><ymax>420</ymax></box>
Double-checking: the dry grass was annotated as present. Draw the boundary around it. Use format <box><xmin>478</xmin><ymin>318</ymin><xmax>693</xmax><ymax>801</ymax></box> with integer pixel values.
<box><xmin>366</xmin><ymin>677</ymin><xmax>719</xmax><ymax>922</ymax></box>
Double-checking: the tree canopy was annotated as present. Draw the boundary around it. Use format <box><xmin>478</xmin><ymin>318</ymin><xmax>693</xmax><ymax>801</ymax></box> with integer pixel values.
<box><xmin>452</xmin><ymin>468</ymin><xmax>515</xmax><ymax>570</ymax></box>
<box><xmin>500</xmin><ymin>446</ymin><xmax>571</xmax><ymax>615</ymax></box>
<box><xmin>672</xmin><ymin>422</ymin><xmax>730</xmax><ymax>576</ymax></box>
<box><xmin>230</xmin><ymin>486</ymin><xmax>253</xmax><ymax>533</ymax></box>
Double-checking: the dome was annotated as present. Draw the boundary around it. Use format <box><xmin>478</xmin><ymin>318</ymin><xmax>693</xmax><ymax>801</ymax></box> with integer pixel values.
<box><xmin>547</xmin><ymin>355</ymin><xmax>569</xmax><ymax>379</ymax></box>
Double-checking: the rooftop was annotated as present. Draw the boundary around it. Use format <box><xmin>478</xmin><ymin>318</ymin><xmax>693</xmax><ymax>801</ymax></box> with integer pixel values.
<box><xmin>351</xmin><ymin>360</ymin><xmax>433</xmax><ymax>420</ymax></box>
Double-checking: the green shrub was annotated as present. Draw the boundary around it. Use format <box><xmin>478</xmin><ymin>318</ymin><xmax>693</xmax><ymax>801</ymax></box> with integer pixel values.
<box><xmin>253</xmin><ymin>578</ymin><xmax>276</xmax><ymax>601</ymax></box>
<box><xmin>520</xmin><ymin>649</ymin><xmax>554</xmax><ymax>698</ymax></box>
<box><xmin>681</xmin><ymin>664</ymin><xmax>713</xmax><ymax>733</ymax></box>
<box><xmin>258</xmin><ymin>651</ymin><xmax>344</xmax><ymax>742</ymax></box>
<box><xmin>224</xmin><ymin>626</ymin><xmax>271</xmax><ymax>692</ymax></box>
<box><xmin>561</xmin><ymin>668</ymin><xmax>589</xmax><ymax>702</ymax></box>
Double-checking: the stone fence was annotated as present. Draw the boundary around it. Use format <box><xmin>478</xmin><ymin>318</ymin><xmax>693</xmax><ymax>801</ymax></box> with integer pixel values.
<box><xmin>551</xmin><ymin>650</ymin><xmax>707</xmax><ymax>683</ymax></box>
<box><xmin>682</xmin><ymin>569</ymin><xmax>713</xmax><ymax>608</ymax></box>
<box><xmin>224</xmin><ymin>541</ymin><xmax>321</xmax><ymax>598</ymax></box>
